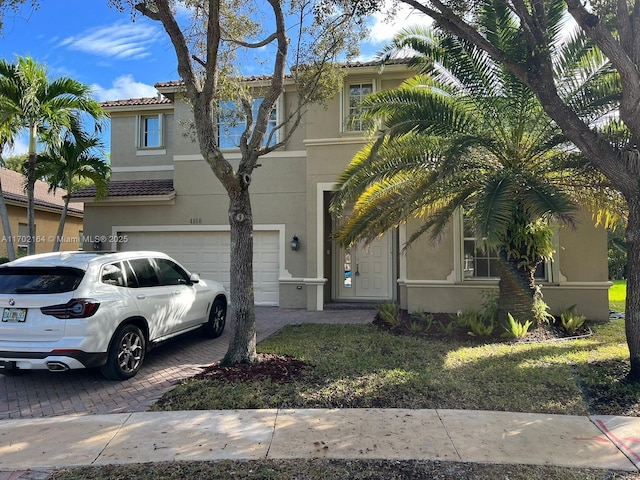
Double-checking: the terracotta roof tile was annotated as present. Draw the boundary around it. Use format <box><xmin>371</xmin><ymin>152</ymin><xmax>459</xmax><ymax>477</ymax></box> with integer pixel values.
<box><xmin>100</xmin><ymin>96</ymin><xmax>173</xmax><ymax>108</ymax></box>
<box><xmin>0</xmin><ymin>168</ymin><xmax>83</xmax><ymax>214</ymax></box>
<box><xmin>74</xmin><ymin>179</ymin><xmax>174</xmax><ymax>199</ymax></box>
<box><xmin>154</xmin><ymin>59</ymin><xmax>412</xmax><ymax>89</ymax></box>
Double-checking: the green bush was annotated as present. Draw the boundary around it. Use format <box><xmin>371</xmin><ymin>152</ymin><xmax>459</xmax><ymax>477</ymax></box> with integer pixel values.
<box><xmin>501</xmin><ymin>313</ymin><xmax>533</xmax><ymax>339</ymax></box>
<box><xmin>560</xmin><ymin>305</ymin><xmax>586</xmax><ymax>333</ymax></box>
<box><xmin>377</xmin><ymin>302</ymin><xmax>401</xmax><ymax>327</ymax></box>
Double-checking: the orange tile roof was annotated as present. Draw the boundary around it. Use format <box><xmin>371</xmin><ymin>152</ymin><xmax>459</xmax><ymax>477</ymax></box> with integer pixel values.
<box><xmin>0</xmin><ymin>167</ymin><xmax>83</xmax><ymax>215</ymax></box>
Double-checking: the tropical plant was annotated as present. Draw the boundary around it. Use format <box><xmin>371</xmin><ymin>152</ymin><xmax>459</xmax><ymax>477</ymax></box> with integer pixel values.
<box><xmin>0</xmin><ymin>56</ymin><xmax>105</xmax><ymax>254</ymax></box>
<box><xmin>410</xmin><ymin>311</ymin><xmax>434</xmax><ymax>332</ymax></box>
<box><xmin>377</xmin><ymin>301</ymin><xmax>401</xmax><ymax>327</ymax></box>
<box><xmin>36</xmin><ymin>127</ymin><xmax>109</xmax><ymax>251</ymax></box>
<box><xmin>560</xmin><ymin>305</ymin><xmax>587</xmax><ymax>333</ymax></box>
<box><xmin>502</xmin><ymin>313</ymin><xmax>533</xmax><ymax>339</ymax></box>
<box><xmin>331</xmin><ymin>23</ymin><xmax>620</xmax><ymax>326</ymax></box>
<box><xmin>0</xmin><ymin>115</ymin><xmax>21</xmax><ymax>260</ymax></box>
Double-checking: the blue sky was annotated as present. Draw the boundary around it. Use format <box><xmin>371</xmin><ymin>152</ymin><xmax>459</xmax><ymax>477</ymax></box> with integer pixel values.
<box><xmin>0</xmin><ymin>0</ymin><xmax>427</xmax><ymax>155</ymax></box>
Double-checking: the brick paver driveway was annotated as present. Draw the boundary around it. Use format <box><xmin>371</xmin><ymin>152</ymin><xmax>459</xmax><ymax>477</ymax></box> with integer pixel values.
<box><xmin>0</xmin><ymin>307</ymin><xmax>374</xmax><ymax>419</ymax></box>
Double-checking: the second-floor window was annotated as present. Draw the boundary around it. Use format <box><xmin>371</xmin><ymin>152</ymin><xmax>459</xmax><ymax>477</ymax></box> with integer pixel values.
<box><xmin>138</xmin><ymin>114</ymin><xmax>163</xmax><ymax>148</ymax></box>
<box><xmin>344</xmin><ymin>81</ymin><xmax>374</xmax><ymax>132</ymax></box>
<box><xmin>218</xmin><ymin>98</ymin><xmax>278</xmax><ymax>150</ymax></box>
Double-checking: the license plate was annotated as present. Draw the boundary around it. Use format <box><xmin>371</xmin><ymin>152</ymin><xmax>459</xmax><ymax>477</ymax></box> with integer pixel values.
<box><xmin>2</xmin><ymin>308</ymin><xmax>27</xmax><ymax>323</ymax></box>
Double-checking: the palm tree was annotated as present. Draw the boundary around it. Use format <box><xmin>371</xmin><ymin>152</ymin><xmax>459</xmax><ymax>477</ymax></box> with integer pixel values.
<box><xmin>332</xmin><ymin>21</ymin><xmax>621</xmax><ymax>325</ymax></box>
<box><xmin>36</xmin><ymin>127</ymin><xmax>109</xmax><ymax>251</ymax></box>
<box><xmin>0</xmin><ymin>56</ymin><xmax>105</xmax><ymax>254</ymax></box>
<box><xmin>0</xmin><ymin>117</ymin><xmax>21</xmax><ymax>260</ymax></box>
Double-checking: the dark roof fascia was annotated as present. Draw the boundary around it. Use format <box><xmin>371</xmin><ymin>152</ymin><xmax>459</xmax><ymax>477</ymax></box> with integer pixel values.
<box><xmin>2</xmin><ymin>193</ymin><xmax>84</xmax><ymax>216</ymax></box>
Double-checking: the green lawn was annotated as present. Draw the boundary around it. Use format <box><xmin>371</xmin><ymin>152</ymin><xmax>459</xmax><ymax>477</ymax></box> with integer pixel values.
<box><xmin>53</xmin><ymin>319</ymin><xmax>640</xmax><ymax>480</ymax></box>
<box><xmin>610</xmin><ymin>279</ymin><xmax>627</xmax><ymax>312</ymax></box>
<box><xmin>153</xmin><ymin>320</ymin><xmax>639</xmax><ymax>417</ymax></box>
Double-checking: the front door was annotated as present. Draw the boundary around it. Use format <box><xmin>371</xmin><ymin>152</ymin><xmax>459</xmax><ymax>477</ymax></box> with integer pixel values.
<box><xmin>336</xmin><ymin>234</ymin><xmax>391</xmax><ymax>300</ymax></box>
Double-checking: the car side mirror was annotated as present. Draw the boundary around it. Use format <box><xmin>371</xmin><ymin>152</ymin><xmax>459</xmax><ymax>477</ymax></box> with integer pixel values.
<box><xmin>189</xmin><ymin>273</ymin><xmax>200</xmax><ymax>284</ymax></box>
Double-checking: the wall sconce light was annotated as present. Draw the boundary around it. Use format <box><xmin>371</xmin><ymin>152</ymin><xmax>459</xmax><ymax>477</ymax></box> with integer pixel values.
<box><xmin>290</xmin><ymin>235</ymin><xmax>300</xmax><ymax>251</ymax></box>
<box><xmin>93</xmin><ymin>240</ymin><xmax>103</xmax><ymax>251</ymax></box>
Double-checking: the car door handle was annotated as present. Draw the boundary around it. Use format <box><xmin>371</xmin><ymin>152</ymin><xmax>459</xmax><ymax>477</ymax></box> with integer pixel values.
<box><xmin>136</xmin><ymin>294</ymin><xmax>146</xmax><ymax>300</ymax></box>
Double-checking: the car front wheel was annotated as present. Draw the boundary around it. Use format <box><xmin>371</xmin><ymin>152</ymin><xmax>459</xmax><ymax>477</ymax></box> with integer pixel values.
<box><xmin>202</xmin><ymin>298</ymin><xmax>226</xmax><ymax>338</ymax></box>
<box><xmin>100</xmin><ymin>324</ymin><xmax>146</xmax><ymax>380</ymax></box>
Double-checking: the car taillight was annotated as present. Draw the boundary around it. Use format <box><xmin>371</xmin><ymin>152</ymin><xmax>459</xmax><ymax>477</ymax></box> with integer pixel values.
<box><xmin>41</xmin><ymin>299</ymin><xmax>100</xmax><ymax>319</ymax></box>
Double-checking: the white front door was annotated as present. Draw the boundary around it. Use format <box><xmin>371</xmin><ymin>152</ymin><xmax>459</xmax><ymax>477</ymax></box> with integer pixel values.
<box><xmin>336</xmin><ymin>233</ymin><xmax>391</xmax><ymax>300</ymax></box>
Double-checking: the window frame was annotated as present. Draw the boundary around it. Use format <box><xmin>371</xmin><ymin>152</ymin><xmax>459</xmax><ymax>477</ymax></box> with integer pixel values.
<box><xmin>455</xmin><ymin>210</ymin><xmax>552</xmax><ymax>283</ymax></box>
<box><xmin>217</xmin><ymin>96</ymin><xmax>280</xmax><ymax>150</ymax></box>
<box><xmin>342</xmin><ymin>80</ymin><xmax>376</xmax><ymax>133</ymax></box>
<box><xmin>136</xmin><ymin>113</ymin><xmax>164</xmax><ymax>150</ymax></box>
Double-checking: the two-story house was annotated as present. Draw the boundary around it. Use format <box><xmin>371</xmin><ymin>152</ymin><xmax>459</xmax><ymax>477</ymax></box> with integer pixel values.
<box><xmin>74</xmin><ymin>61</ymin><xmax>610</xmax><ymax>319</ymax></box>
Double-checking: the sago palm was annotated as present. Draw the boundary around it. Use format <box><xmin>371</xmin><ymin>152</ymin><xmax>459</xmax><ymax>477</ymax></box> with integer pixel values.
<box><xmin>332</xmin><ymin>19</ymin><xmax>620</xmax><ymax>325</ymax></box>
<box><xmin>0</xmin><ymin>56</ymin><xmax>105</xmax><ymax>254</ymax></box>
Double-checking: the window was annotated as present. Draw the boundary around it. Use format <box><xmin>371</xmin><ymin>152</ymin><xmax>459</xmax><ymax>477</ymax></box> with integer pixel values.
<box><xmin>462</xmin><ymin>215</ymin><xmax>547</xmax><ymax>280</ymax></box>
<box><xmin>101</xmin><ymin>263</ymin><xmax>125</xmax><ymax>287</ymax></box>
<box><xmin>138</xmin><ymin>114</ymin><xmax>163</xmax><ymax>148</ymax></box>
<box><xmin>0</xmin><ymin>267</ymin><xmax>84</xmax><ymax>294</ymax></box>
<box><xmin>344</xmin><ymin>82</ymin><xmax>373</xmax><ymax>132</ymax></box>
<box><xmin>17</xmin><ymin>223</ymin><xmax>31</xmax><ymax>255</ymax></box>
<box><xmin>217</xmin><ymin>98</ymin><xmax>278</xmax><ymax>150</ymax></box>
<box><xmin>156</xmin><ymin>258</ymin><xmax>190</xmax><ymax>286</ymax></box>
<box><xmin>127</xmin><ymin>258</ymin><xmax>161</xmax><ymax>287</ymax></box>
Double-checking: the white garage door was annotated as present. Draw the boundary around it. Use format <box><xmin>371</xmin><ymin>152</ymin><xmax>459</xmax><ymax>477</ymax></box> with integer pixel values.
<box><xmin>119</xmin><ymin>230</ymin><xmax>280</xmax><ymax>305</ymax></box>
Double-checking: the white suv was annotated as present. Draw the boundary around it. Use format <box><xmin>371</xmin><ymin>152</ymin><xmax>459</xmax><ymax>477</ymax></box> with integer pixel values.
<box><xmin>0</xmin><ymin>251</ymin><xmax>227</xmax><ymax>380</ymax></box>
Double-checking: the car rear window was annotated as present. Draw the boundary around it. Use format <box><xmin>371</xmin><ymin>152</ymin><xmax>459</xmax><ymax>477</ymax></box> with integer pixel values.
<box><xmin>0</xmin><ymin>267</ymin><xmax>85</xmax><ymax>294</ymax></box>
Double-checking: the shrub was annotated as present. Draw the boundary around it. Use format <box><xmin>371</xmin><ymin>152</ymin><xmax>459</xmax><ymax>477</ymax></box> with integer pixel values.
<box><xmin>560</xmin><ymin>305</ymin><xmax>586</xmax><ymax>333</ymax></box>
<box><xmin>377</xmin><ymin>302</ymin><xmax>401</xmax><ymax>327</ymax></box>
<box><xmin>410</xmin><ymin>311</ymin><xmax>434</xmax><ymax>333</ymax></box>
<box><xmin>502</xmin><ymin>313</ymin><xmax>533</xmax><ymax>339</ymax></box>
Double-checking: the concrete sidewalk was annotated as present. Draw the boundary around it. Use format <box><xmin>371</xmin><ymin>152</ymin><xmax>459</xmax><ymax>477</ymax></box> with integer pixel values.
<box><xmin>0</xmin><ymin>409</ymin><xmax>638</xmax><ymax>475</ymax></box>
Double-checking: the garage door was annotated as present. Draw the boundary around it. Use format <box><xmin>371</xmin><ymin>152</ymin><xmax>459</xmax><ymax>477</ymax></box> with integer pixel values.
<box><xmin>119</xmin><ymin>230</ymin><xmax>280</xmax><ymax>305</ymax></box>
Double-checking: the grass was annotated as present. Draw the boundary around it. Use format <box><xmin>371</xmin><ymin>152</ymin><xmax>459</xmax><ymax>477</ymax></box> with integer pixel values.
<box><xmin>153</xmin><ymin>320</ymin><xmax>639</xmax><ymax>416</ymax></box>
<box><xmin>610</xmin><ymin>279</ymin><xmax>627</xmax><ymax>312</ymax></box>
<box><xmin>51</xmin><ymin>319</ymin><xmax>640</xmax><ymax>480</ymax></box>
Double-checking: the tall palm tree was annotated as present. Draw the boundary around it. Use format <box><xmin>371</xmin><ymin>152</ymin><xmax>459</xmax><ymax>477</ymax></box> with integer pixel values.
<box><xmin>36</xmin><ymin>127</ymin><xmax>109</xmax><ymax>251</ymax></box>
<box><xmin>0</xmin><ymin>56</ymin><xmax>105</xmax><ymax>254</ymax></box>
<box><xmin>332</xmin><ymin>21</ymin><xmax>621</xmax><ymax>325</ymax></box>
<box><xmin>0</xmin><ymin>117</ymin><xmax>21</xmax><ymax>260</ymax></box>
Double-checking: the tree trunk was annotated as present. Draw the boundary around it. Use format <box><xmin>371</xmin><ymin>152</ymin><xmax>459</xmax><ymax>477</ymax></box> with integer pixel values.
<box><xmin>222</xmin><ymin>188</ymin><xmax>258</xmax><ymax>365</ymax></box>
<box><xmin>53</xmin><ymin>196</ymin><xmax>70</xmax><ymax>252</ymax></box>
<box><xmin>26</xmin><ymin>124</ymin><xmax>37</xmax><ymax>256</ymax></box>
<box><xmin>496</xmin><ymin>252</ymin><xmax>538</xmax><ymax>327</ymax></box>
<box><xmin>625</xmin><ymin>197</ymin><xmax>640</xmax><ymax>381</ymax></box>
<box><xmin>0</xmin><ymin>173</ymin><xmax>15</xmax><ymax>261</ymax></box>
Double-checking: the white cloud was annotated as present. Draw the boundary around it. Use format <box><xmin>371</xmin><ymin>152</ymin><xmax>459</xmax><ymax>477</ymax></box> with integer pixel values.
<box><xmin>91</xmin><ymin>75</ymin><xmax>158</xmax><ymax>102</ymax></box>
<box><xmin>59</xmin><ymin>21</ymin><xmax>163</xmax><ymax>61</ymax></box>
<box><xmin>368</xmin><ymin>1</ymin><xmax>432</xmax><ymax>45</ymax></box>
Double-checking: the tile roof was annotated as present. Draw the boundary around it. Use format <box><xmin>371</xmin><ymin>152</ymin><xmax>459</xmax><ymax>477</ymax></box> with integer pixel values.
<box><xmin>74</xmin><ymin>179</ymin><xmax>175</xmax><ymax>199</ymax></box>
<box><xmin>100</xmin><ymin>96</ymin><xmax>173</xmax><ymax>108</ymax></box>
<box><xmin>0</xmin><ymin>168</ymin><xmax>83</xmax><ymax>215</ymax></box>
<box><xmin>154</xmin><ymin>59</ymin><xmax>413</xmax><ymax>89</ymax></box>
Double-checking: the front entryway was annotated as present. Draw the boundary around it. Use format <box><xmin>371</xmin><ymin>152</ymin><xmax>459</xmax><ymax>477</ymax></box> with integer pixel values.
<box><xmin>335</xmin><ymin>233</ymin><xmax>392</xmax><ymax>301</ymax></box>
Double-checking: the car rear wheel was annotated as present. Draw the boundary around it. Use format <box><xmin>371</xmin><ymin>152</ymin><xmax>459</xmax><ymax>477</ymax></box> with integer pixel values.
<box><xmin>100</xmin><ymin>324</ymin><xmax>146</xmax><ymax>380</ymax></box>
<box><xmin>202</xmin><ymin>298</ymin><xmax>226</xmax><ymax>338</ymax></box>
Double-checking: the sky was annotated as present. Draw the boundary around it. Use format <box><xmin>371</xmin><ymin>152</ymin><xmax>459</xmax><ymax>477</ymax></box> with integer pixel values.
<box><xmin>0</xmin><ymin>0</ymin><xmax>428</xmax><ymax>156</ymax></box>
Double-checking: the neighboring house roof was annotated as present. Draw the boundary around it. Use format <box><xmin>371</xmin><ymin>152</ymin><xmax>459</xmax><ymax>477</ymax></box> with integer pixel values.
<box><xmin>0</xmin><ymin>168</ymin><xmax>83</xmax><ymax>215</ymax></box>
<box><xmin>73</xmin><ymin>179</ymin><xmax>175</xmax><ymax>200</ymax></box>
